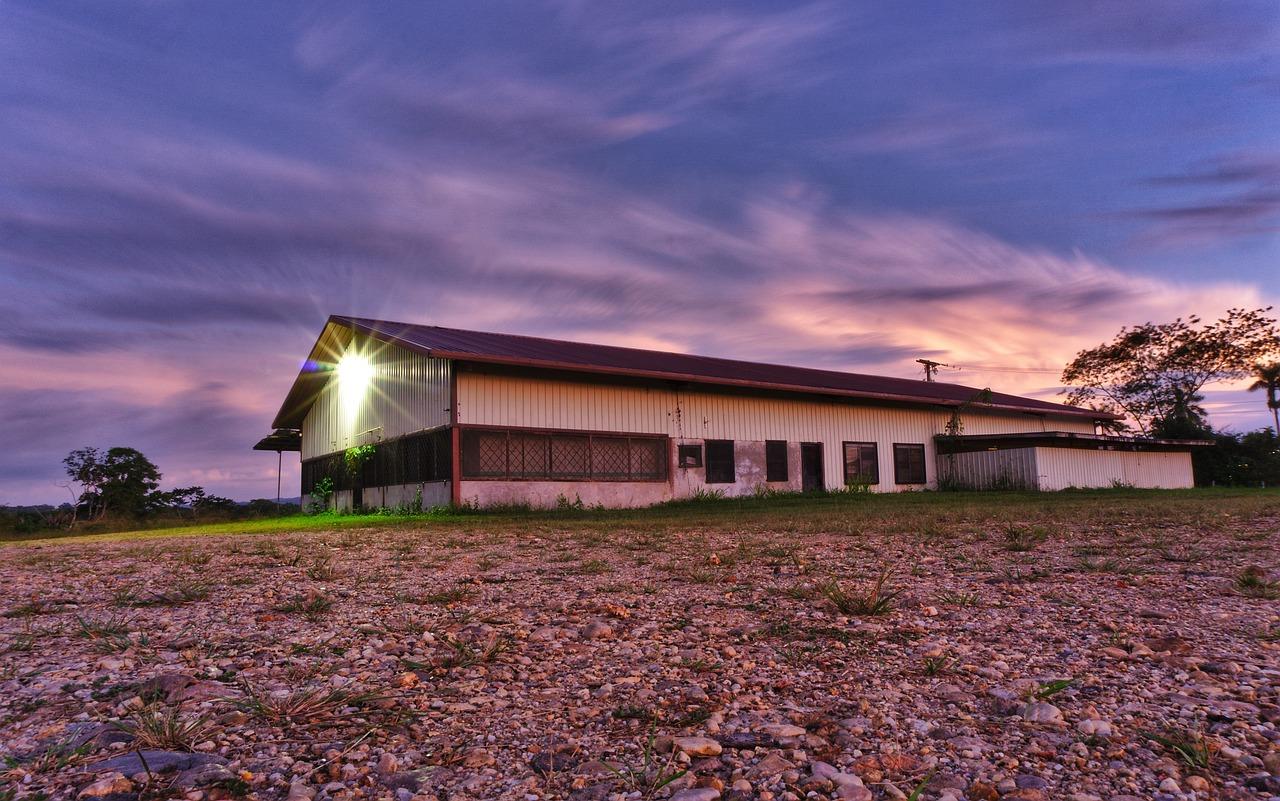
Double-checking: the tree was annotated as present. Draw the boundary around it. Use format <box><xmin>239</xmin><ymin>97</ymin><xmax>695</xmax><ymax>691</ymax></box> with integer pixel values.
<box><xmin>1061</xmin><ymin>307</ymin><xmax>1279</xmax><ymax>435</ymax></box>
<box><xmin>62</xmin><ymin>447</ymin><xmax>162</xmax><ymax>519</ymax></box>
<box><xmin>1248</xmin><ymin>362</ymin><xmax>1280</xmax><ymax>433</ymax></box>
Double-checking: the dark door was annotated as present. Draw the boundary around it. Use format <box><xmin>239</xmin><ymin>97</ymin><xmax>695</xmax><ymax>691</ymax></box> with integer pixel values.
<box><xmin>351</xmin><ymin>486</ymin><xmax>363</xmax><ymax>512</ymax></box>
<box><xmin>800</xmin><ymin>443</ymin><xmax>823</xmax><ymax>492</ymax></box>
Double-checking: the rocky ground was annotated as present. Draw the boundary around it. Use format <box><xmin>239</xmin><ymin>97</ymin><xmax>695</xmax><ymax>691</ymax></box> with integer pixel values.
<box><xmin>2</xmin><ymin>503</ymin><xmax>1279</xmax><ymax>801</ymax></box>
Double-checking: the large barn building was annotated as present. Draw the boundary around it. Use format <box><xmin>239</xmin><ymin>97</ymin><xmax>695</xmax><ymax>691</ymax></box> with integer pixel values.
<box><xmin>257</xmin><ymin>316</ymin><xmax>1202</xmax><ymax>510</ymax></box>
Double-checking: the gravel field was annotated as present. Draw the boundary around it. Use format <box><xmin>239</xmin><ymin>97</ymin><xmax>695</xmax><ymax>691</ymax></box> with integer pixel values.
<box><xmin>2</xmin><ymin>492</ymin><xmax>1279</xmax><ymax>801</ymax></box>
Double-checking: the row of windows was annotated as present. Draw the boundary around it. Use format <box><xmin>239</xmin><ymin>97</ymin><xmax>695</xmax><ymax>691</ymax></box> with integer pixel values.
<box><xmin>459</xmin><ymin>428</ymin><xmax>668</xmax><ymax>481</ymax></box>
<box><xmin>680</xmin><ymin>440</ymin><xmax>928</xmax><ymax>485</ymax></box>
<box><xmin>844</xmin><ymin>441</ymin><xmax>926</xmax><ymax>485</ymax></box>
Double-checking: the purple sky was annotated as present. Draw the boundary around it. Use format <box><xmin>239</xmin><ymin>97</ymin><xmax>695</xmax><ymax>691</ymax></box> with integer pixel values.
<box><xmin>2</xmin><ymin>1</ymin><xmax>1278</xmax><ymax>505</ymax></box>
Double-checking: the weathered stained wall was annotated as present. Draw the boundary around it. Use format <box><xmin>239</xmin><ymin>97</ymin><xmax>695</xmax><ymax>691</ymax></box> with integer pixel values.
<box><xmin>1034</xmin><ymin>448</ymin><xmax>1194</xmax><ymax>490</ymax></box>
<box><xmin>456</xmin><ymin>370</ymin><xmax>1096</xmax><ymax>492</ymax></box>
<box><xmin>302</xmin><ymin>335</ymin><xmax>451</xmax><ymax>460</ymax></box>
<box><xmin>460</xmin><ymin>439</ymin><xmax>805</xmax><ymax>509</ymax></box>
<box><xmin>936</xmin><ymin>449</ymin><xmax>1038</xmax><ymax>490</ymax></box>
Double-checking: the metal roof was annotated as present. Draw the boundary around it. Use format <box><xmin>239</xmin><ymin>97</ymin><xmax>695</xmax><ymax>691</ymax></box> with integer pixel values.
<box><xmin>253</xmin><ymin>429</ymin><xmax>302</xmax><ymax>452</ymax></box>
<box><xmin>936</xmin><ymin>431</ymin><xmax>1209</xmax><ymax>454</ymax></box>
<box><xmin>271</xmin><ymin>315</ymin><xmax>1118</xmax><ymax>428</ymax></box>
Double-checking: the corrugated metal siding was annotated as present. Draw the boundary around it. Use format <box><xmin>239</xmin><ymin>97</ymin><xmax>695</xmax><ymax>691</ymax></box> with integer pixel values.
<box><xmin>1034</xmin><ymin>448</ymin><xmax>1194</xmax><ymax>490</ymax></box>
<box><xmin>302</xmin><ymin>335</ymin><xmax>451</xmax><ymax>459</ymax></box>
<box><xmin>936</xmin><ymin>449</ymin><xmax>1038</xmax><ymax>490</ymax></box>
<box><xmin>457</xmin><ymin>372</ymin><xmax>1096</xmax><ymax>491</ymax></box>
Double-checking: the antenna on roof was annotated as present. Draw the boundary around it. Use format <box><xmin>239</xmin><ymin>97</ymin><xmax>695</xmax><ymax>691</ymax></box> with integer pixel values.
<box><xmin>916</xmin><ymin>358</ymin><xmax>952</xmax><ymax>382</ymax></box>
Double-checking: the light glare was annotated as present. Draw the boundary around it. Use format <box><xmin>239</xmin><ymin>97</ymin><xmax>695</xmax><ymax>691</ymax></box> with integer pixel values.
<box><xmin>337</xmin><ymin>352</ymin><xmax>374</xmax><ymax>420</ymax></box>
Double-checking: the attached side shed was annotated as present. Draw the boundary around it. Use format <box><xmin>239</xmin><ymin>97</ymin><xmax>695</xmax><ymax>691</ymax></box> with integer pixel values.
<box><xmin>935</xmin><ymin>432</ymin><xmax>1208</xmax><ymax>491</ymax></box>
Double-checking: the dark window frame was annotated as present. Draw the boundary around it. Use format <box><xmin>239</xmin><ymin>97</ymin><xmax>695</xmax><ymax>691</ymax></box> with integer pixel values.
<box><xmin>704</xmin><ymin>439</ymin><xmax>736</xmax><ymax>484</ymax></box>
<box><xmin>765</xmin><ymin>440</ymin><xmax>788</xmax><ymax>482</ymax></box>
<box><xmin>302</xmin><ymin>427</ymin><xmax>451</xmax><ymax>495</ymax></box>
<box><xmin>893</xmin><ymin>443</ymin><xmax>927</xmax><ymax>484</ymax></box>
<box><xmin>458</xmin><ymin>426</ymin><xmax>669</xmax><ymax>482</ymax></box>
<box><xmin>842</xmin><ymin>441</ymin><xmax>879</xmax><ymax>486</ymax></box>
<box><xmin>677</xmin><ymin>443</ymin><xmax>703</xmax><ymax>468</ymax></box>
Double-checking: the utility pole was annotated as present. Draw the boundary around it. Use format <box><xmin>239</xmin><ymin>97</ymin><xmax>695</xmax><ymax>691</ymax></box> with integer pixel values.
<box><xmin>916</xmin><ymin>358</ymin><xmax>944</xmax><ymax>382</ymax></box>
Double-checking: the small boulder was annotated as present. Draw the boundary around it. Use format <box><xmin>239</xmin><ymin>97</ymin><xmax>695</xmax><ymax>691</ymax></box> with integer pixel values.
<box><xmin>78</xmin><ymin>773</ymin><xmax>132</xmax><ymax>798</ymax></box>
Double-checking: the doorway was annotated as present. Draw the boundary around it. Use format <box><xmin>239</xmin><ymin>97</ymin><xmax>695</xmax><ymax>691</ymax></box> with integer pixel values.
<box><xmin>800</xmin><ymin>443</ymin><xmax>824</xmax><ymax>492</ymax></box>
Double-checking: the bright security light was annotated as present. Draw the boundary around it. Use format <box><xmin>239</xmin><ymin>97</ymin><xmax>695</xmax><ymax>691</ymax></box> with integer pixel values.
<box><xmin>337</xmin><ymin>352</ymin><xmax>374</xmax><ymax>418</ymax></box>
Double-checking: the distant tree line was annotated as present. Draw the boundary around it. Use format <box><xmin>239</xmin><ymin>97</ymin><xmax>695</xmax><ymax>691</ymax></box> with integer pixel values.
<box><xmin>1</xmin><ymin>446</ymin><xmax>296</xmax><ymax>536</ymax></box>
<box><xmin>1061</xmin><ymin>306</ymin><xmax>1280</xmax><ymax>486</ymax></box>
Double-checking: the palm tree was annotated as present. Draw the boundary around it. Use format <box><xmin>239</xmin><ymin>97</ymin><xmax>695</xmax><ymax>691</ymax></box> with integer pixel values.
<box><xmin>1248</xmin><ymin>362</ymin><xmax>1280</xmax><ymax>433</ymax></box>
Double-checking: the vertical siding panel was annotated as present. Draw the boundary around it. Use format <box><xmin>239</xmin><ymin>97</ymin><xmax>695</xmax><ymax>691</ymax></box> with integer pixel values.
<box><xmin>301</xmin><ymin>334</ymin><xmax>451</xmax><ymax>459</ymax></box>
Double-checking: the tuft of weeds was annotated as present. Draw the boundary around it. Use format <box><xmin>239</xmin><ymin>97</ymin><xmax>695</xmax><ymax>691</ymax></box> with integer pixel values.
<box><xmin>1234</xmin><ymin>567</ymin><xmax>1279</xmax><ymax>599</ymax></box>
<box><xmin>418</xmin><ymin>586</ymin><xmax>476</xmax><ymax>605</ymax></box>
<box><xmin>135</xmin><ymin>579</ymin><xmax>212</xmax><ymax>607</ymax></box>
<box><xmin>276</xmin><ymin>591</ymin><xmax>334</xmax><ymax>620</ymax></box>
<box><xmin>1145</xmin><ymin>727</ymin><xmax>1214</xmax><ymax>770</ymax></box>
<box><xmin>436</xmin><ymin>633</ymin><xmax>512</xmax><ymax>671</ymax></box>
<box><xmin>4</xmin><ymin>599</ymin><xmax>73</xmax><ymax>618</ymax></box>
<box><xmin>1032</xmin><ymin>678</ymin><xmax>1075</xmax><ymax>700</ymax></box>
<box><xmin>114</xmin><ymin>704</ymin><xmax>211</xmax><ymax>750</ymax></box>
<box><xmin>1003</xmin><ymin>524</ymin><xmax>1049</xmax><ymax>552</ymax></box>
<box><xmin>817</xmin><ymin>567</ymin><xmax>899</xmax><ymax>616</ymax></box>
<box><xmin>74</xmin><ymin>614</ymin><xmax>132</xmax><ymax>650</ymax></box>
<box><xmin>937</xmin><ymin>590</ymin><xmax>980</xmax><ymax>607</ymax></box>
<box><xmin>922</xmin><ymin>656</ymin><xmax>950</xmax><ymax>676</ymax></box>
<box><xmin>575</xmin><ymin>559</ymin><xmax>612</xmax><ymax>576</ymax></box>
<box><xmin>306</xmin><ymin>553</ymin><xmax>338</xmax><ymax>581</ymax></box>
<box><xmin>605</xmin><ymin>727</ymin><xmax>688</xmax><ymax>800</ymax></box>
<box><xmin>1076</xmin><ymin>557</ymin><xmax>1122</xmax><ymax>573</ymax></box>
<box><xmin>234</xmin><ymin>681</ymin><xmax>376</xmax><ymax>725</ymax></box>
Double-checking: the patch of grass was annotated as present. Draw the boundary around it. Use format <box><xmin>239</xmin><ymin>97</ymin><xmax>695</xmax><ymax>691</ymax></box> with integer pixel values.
<box><xmin>1033</xmin><ymin>678</ymin><xmax>1074</xmax><ymax>700</ymax></box>
<box><xmin>133</xmin><ymin>579</ymin><xmax>212</xmax><ymax>606</ymax></box>
<box><xmin>1076</xmin><ymin>557</ymin><xmax>1122</xmax><ymax>573</ymax></box>
<box><xmin>275</xmin><ymin>591</ymin><xmax>334</xmax><ymax>620</ymax></box>
<box><xmin>436</xmin><ymin>633</ymin><xmax>512</xmax><ymax>671</ymax></box>
<box><xmin>2</xmin><ymin>599</ymin><xmax>71</xmax><ymax>618</ymax></box>
<box><xmin>1235</xmin><ymin>567</ymin><xmax>1279</xmax><ymax>599</ymax></box>
<box><xmin>575</xmin><ymin>558</ymin><xmax>612</xmax><ymax>575</ymax></box>
<box><xmin>73</xmin><ymin>614</ymin><xmax>131</xmax><ymax>647</ymax></box>
<box><xmin>417</xmin><ymin>586</ymin><xmax>476</xmax><ymax>605</ymax></box>
<box><xmin>817</xmin><ymin>567</ymin><xmax>899</xmax><ymax>616</ymax></box>
<box><xmin>605</xmin><ymin>727</ymin><xmax>688</xmax><ymax>800</ymax></box>
<box><xmin>115</xmin><ymin>705</ymin><xmax>211</xmax><ymax>750</ymax></box>
<box><xmin>234</xmin><ymin>681</ymin><xmax>377</xmax><ymax>725</ymax></box>
<box><xmin>937</xmin><ymin>589</ymin><xmax>980</xmax><ymax>607</ymax></box>
<box><xmin>922</xmin><ymin>656</ymin><xmax>950</xmax><ymax>676</ymax></box>
<box><xmin>1145</xmin><ymin>728</ymin><xmax>1214</xmax><ymax>770</ymax></box>
<box><xmin>1002</xmin><ymin>524</ymin><xmax>1049</xmax><ymax>552</ymax></box>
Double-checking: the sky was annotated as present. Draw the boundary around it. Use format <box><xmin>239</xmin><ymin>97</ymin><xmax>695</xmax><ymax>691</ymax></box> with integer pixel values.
<box><xmin>1</xmin><ymin>1</ymin><xmax>1278</xmax><ymax>505</ymax></box>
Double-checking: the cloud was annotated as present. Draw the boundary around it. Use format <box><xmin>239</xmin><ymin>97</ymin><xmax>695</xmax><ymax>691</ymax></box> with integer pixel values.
<box><xmin>995</xmin><ymin>0</ymin><xmax>1280</xmax><ymax>65</ymax></box>
<box><xmin>830</xmin><ymin>102</ymin><xmax>1053</xmax><ymax>164</ymax></box>
<box><xmin>1126</xmin><ymin>152</ymin><xmax>1280</xmax><ymax>246</ymax></box>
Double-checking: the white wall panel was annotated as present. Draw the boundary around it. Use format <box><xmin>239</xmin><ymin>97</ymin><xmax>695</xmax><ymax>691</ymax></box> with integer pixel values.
<box><xmin>302</xmin><ymin>335</ymin><xmax>451</xmax><ymax>459</ymax></box>
<box><xmin>457</xmin><ymin>371</ymin><xmax>1097</xmax><ymax>491</ymax></box>
<box><xmin>1034</xmin><ymin>448</ymin><xmax>1194</xmax><ymax>490</ymax></box>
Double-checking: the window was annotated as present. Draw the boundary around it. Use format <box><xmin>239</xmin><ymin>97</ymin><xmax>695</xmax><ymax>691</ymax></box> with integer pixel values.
<box><xmin>843</xmin><ymin>442</ymin><xmax>878</xmax><ymax>485</ymax></box>
<box><xmin>705</xmin><ymin>439</ymin><xmax>735</xmax><ymax>483</ymax></box>
<box><xmin>459</xmin><ymin>428</ymin><xmax>668</xmax><ymax>481</ymax></box>
<box><xmin>893</xmin><ymin>443</ymin><xmax>927</xmax><ymax>484</ymax></box>
<box><xmin>677</xmin><ymin>443</ymin><xmax>703</xmax><ymax>468</ymax></box>
<box><xmin>765</xmin><ymin>440</ymin><xmax>788</xmax><ymax>482</ymax></box>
